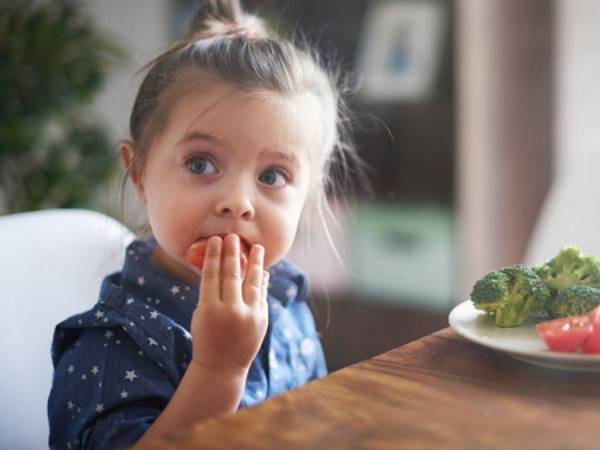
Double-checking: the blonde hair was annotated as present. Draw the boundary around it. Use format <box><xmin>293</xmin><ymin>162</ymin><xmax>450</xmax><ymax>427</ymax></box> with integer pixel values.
<box><xmin>124</xmin><ymin>0</ymin><xmax>364</xmax><ymax>261</ymax></box>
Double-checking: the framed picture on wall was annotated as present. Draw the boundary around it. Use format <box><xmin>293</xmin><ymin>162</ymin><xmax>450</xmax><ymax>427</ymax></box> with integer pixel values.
<box><xmin>357</xmin><ymin>0</ymin><xmax>447</xmax><ymax>102</ymax></box>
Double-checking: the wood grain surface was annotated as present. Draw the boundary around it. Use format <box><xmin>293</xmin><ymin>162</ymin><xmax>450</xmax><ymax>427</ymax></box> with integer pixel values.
<box><xmin>141</xmin><ymin>328</ymin><xmax>600</xmax><ymax>450</ymax></box>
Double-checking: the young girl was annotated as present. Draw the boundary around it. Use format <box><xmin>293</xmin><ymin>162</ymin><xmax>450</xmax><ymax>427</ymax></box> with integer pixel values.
<box><xmin>48</xmin><ymin>1</ymin><xmax>360</xmax><ymax>448</ymax></box>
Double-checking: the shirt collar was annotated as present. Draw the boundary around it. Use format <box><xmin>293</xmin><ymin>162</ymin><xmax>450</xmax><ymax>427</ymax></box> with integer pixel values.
<box><xmin>121</xmin><ymin>238</ymin><xmax>199</xmax><ymax>328</ymax></box>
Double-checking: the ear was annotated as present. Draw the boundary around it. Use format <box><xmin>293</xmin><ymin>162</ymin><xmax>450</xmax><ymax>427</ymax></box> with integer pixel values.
<box><xmin>119</xmin><ymin>140</ymin><xmax>147</xmax><ymax>205</ymax></box>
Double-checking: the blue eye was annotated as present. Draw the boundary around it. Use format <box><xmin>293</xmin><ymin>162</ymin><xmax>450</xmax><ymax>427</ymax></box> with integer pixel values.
<box><xmin>259</xmin><ymin>168</ymin><xmax>288</xmax><ymax>187</ymax></box>
<box><xmin>185</xmin><ymin>154</ymin><xmax>217</xmax><ymax>175</ymax></box>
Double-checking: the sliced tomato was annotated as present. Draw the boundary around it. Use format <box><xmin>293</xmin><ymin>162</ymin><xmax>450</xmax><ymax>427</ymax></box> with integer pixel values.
<box><xmin>186</xmin><ymin>240</ymin><xmax>208</xmax><ymax>270</ymax></box>
<box><xmin>536</xmin><ymin>316</ymin><xmax>593</xmax><ymax>352</ymax></box>
<box><xmin>185</xmin><ymin>237</ymin><xmax>250</xmax><ymax>271</ymax></box>
<box><xmin>582</xmin><ymin>306</ymin><xmax>600</xmax><ymax>354</ymax></box>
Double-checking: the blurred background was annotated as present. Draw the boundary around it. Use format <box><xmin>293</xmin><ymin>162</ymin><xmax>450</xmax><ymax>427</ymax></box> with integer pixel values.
<box><xmin>3</xmin><ymin>0</ymin><xmax>600</xmax><ymax>372</ymax></box>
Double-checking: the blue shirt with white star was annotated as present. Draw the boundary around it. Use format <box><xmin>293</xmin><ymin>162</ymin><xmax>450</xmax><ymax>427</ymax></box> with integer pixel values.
<box><xmin>47</xmin><ymin>238</ymin><xmax>327</xmax><ymax>450</ymax></box>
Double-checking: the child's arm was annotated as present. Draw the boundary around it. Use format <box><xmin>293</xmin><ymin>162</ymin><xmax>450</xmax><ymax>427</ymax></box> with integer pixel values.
<box><xmin>133</xmin><ymin>235</ymin><xmax>268</xmax><ymax>447</ymax></box>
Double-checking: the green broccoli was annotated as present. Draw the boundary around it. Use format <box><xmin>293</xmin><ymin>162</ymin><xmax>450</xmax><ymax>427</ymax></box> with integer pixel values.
<box><xmin>470</xmin><ymin>265</ymin><xmax>550</xmax><ymax>327</ymax></box>
<box><xmin>532</xmin><ymin>246</ymin><xmax>600</xmax><ymax>294</ymax></box>
<box><xmin>548</xmin><ymin>285</ymin><xmax>600</xmax><ymax>318</ymax></box>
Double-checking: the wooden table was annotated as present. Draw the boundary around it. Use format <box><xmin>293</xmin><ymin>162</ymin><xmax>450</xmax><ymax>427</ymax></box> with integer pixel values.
<box><xmin>148</xmin><ymin>328</ymin><xmax>600</xmax><ymax>450</ymax></box>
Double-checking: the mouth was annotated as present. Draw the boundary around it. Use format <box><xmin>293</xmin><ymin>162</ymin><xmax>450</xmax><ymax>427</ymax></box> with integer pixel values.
<box><xmin>185</xmin><ymin>234</ymin><xmax>251</xmax><ymax>272</ymax></box>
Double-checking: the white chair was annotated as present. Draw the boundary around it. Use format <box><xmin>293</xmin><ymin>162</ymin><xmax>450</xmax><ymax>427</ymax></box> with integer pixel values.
<box><xmin>0</xmin><ymin>209</ymin><xmax>135</xmax><ymax>450</ymax></box>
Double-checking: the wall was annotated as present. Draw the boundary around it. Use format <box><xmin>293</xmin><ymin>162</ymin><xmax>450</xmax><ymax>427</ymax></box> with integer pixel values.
<box><xmin>81</xmin><ymin>0</ymin><xmax>170</xmax><ymax>227</ymax></box>
<box><xmin>457</xmin><ymin>0</ymin><xmax>553</xmax><ymax>296</ymax></box>
<box><xmin>525</xmin><ymin>0</ymin><xmax>600</xmax><ymax>263</ymax></box>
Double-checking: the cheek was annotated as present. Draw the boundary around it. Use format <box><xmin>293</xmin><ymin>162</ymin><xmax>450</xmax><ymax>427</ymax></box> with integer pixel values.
<box><xmin>144</xmin><ymin>187</ymin><xmax>198</xmax><ymax>257</ymax></box>
<box><xmin>262</xmin><ymin>201</ymin><xmax>305</xmax><ymax>268</ymax></box>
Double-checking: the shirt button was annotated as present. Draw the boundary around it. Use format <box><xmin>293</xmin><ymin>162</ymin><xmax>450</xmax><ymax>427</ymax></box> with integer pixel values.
<box><xmin>300</xmin><ymin>337</ymin><xmax>315</xmax><ymax>356</ymax></box>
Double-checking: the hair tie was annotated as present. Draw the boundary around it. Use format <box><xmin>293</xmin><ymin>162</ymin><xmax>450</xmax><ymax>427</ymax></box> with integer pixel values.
<box><xmin>228</xmin><ymin>23</ymin><xmax>256</xmax><ymax>39</ymax></box>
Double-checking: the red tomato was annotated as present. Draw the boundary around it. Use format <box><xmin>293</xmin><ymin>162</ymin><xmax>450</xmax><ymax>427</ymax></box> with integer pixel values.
<box><xmin>536</xmin><ymin>316</ymin><xmax>593</xmax><ymax>352</ymax></box>
<box><xmin>186</xmin><ymin>240</ymin><xmax>208</xmax><ymax>270</ymax></box>
<box><xmin>185</xmin><ymin>238</ymin><xmax>250</xmax><ymax>271</ymax></box>
<box><xmin>582</xmin><ymin>306</ymin><xmax>600</xmax><ymax>354</ymax></box>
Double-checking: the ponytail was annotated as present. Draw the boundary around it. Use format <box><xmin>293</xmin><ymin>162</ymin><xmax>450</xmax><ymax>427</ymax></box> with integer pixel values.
<box><xmin>185</xmin><ymin>0</ymin><xmax>268</xmax><ymax>41</ymax></box>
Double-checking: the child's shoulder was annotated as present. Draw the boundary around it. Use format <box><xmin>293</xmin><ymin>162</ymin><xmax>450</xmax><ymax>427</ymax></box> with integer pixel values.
<box><xmin>268</xmin><ymin>258</ymin><xmax>309</xmax><ymax>305</ymax></box>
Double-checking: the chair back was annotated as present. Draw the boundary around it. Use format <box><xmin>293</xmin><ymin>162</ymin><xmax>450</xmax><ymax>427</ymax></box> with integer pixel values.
<box><xmin>0</xmin><ymin>209</ymin><xmax>135</xmax><ymax>450</ymax></box>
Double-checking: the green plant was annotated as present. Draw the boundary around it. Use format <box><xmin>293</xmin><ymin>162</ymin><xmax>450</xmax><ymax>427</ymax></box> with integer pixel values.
<box><xmin>0</xmin><ymin>0</ymin><xmax>125</xmax><ymax>213</ymax></box>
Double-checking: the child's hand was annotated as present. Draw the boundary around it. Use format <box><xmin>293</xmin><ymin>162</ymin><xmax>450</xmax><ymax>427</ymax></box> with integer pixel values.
<box><xmin>189</xmin><ymin>234</ymin><xmax>269</xmax><ymax>376</ymax></box>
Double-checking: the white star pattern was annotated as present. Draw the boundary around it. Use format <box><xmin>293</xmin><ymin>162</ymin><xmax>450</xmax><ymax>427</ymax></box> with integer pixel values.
<box><xmin>67</xmin><ymin>365</ymin><xmax>74</xmax><ymax>373</ymax></box>
<box><xmin>94</xmin><ymin>310</ymin><xmax>104</xmax><ymax>319</ymax></box>
<box><xmin>148</xmin><ymin>338</ymin><xmax>158</xmax><ymax>346</ymax></box>
<box><xmin>300</xmin><ymin>338</ymin><xmax>315</xmax><ymax>356</ymax></box>
<box><xmin>81</xmin><ymin>374</ymin><xmax>87</xmax><ymax>380</ymax></box>
<box><xmin>125</xmin><ymin>370</ymin><xmax>138</xmax><ymax>382</ymax></box>
<box><xmin>126</xmin><ymin>298</ymin><xmax>134</xmax><ymax>305</ymax></box>
<box><xmin>67</xmin><ymin>401</ymin><xmax>75</xmax><ymax>410</ymax></box>
<box><xmin>95</xmin><ymin>403</ymin><xmax>104</xmax><ymax>413</ymax></box>
<box><xmin>120</xmin><ymin>390</ymin><xmax>129</xmax><ymax>399</ymax></box>
<box><xmin>170</xmin><ymin>285</ymin><xmax>180</xmax><ymax>295</ymax></box>
<box><xmin>150</xmin><ymin>310</ymin><xmax>159</xmax><ymax>319</ymax></box>
<box><xmin>286</xmin><ymin>286</ymin><xmax>297</xmax><ymax>298</ymax></box>
<box><xmin>104</xmin><ymin>330</ymin><xmax>113</xmax><ymax>339</ymax></box>
<box><xmin>91</xmin><ymin>366</ymin><xmax>99</xmax><ymax>375</ymax></box>
<box><xmin>137</xmin><ymin>276</ymin><xmax>145</xmax><ymax>286</ymax></box>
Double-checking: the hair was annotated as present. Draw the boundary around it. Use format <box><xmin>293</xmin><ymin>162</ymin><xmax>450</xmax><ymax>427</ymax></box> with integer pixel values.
<box><xmin>122</xmin><ymin>0</ymin><xmax>365</xmax><ymax>263</ymax></box>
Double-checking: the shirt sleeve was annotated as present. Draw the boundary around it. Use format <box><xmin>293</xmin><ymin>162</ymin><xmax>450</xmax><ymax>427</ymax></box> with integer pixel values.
<box><xmin>48</xmin><ymin>326</ymin><xmax>174</xmax><ymax>450</ymax></box>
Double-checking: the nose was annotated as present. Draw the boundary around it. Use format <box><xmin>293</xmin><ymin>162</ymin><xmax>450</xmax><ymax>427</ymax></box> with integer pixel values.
<box><xmin>214</xmin><ymin>191</ymin><xmax>255</xmax><ymax>220</ymax></box>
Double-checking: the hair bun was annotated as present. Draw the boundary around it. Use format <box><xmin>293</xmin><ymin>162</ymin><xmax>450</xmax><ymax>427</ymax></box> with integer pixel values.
<box><xmin>186</xmin><ymin>0</ymin><xmax>269</xmax><ymax>41</ymax></box>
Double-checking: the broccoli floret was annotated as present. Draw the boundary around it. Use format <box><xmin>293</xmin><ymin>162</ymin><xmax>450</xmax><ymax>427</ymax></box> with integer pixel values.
<box><xmin>548</xmin><ymin>285</ymin><xmax>600</xmax><ymax>318</ymax></box>
<box><xmin>532</xmin><ymin>246</ymin><xmax>600</xmax><ymax>294</ymax></box>
<box><xmin>470</xmin><ymin>265</ymin><xmax>550</xmax><ymax>327</ymax></box>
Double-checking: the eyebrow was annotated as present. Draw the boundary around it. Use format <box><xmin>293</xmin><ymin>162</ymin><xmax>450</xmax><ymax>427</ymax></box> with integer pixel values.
<box><xmin>177</xmin><ymin>130</ymin><xmax>221</xmax><ymax>146</ymax></box>
<box><xmin>261</xmin><ymin>150</ymin><xmax>300</xmax><ymax>168</ymax></box>
<box><xmin>178</xmin><ymin>130</ymin><xmax>300</xmax><ymax>167</ymax></box>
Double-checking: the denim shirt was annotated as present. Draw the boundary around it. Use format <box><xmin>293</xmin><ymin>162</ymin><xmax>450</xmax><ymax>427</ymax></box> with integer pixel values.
<box><xmin>47</xmin><ymin>239</ymin><xmax>327</xmax><ymax>450</ymax></box>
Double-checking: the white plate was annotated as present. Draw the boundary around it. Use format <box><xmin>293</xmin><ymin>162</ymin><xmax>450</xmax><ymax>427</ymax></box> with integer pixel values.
<box><xmin>448</xmin><ymin>300</ymin><xmax>600</xmax><ymax>372</ymax></box>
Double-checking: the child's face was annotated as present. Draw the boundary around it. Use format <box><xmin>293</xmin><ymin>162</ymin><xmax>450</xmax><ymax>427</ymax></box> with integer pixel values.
<box><xmin>126</xmin><ymin>81</ymin><xmax>321</xmax><ymax>284</ymax></box>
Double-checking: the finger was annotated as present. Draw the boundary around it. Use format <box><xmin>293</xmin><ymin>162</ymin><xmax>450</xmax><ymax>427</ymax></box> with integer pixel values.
<box><xmin>261</xmin><ymin>271</ymin><xmax>270</xmax><ymax>305</ymax></box>
<box><xmin>242</xmin><ymin>244</ymin><xmax>265</xmax><ymax>305</ymax></box>
<box><xmin>221</xmin><ymin>234</ymin><xmax>243</xmax><ymax>304</ymax></box>
<box><xmin>199</xmin><ymin>236</ymin><xmax>222</xmax><ymax>303</ymax></box>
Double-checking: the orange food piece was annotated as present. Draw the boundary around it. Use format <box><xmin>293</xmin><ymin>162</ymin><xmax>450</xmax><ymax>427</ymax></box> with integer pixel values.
<box><xmin>185</xmin><ymin>237</ymin><xmax>250</xmax><ymax>271</ymax></box>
